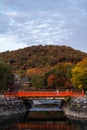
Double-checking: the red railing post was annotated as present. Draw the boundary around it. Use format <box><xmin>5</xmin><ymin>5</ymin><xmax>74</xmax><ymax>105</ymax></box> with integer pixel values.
<box><xmin>82</xmin><ymin>90</ymin><xmax>84</xmax><ymax>97</ymax></box>
<box><xmin>66</xmin><ymin>89</ymin><xmax>69</xmax><ymax>96</ymax></box>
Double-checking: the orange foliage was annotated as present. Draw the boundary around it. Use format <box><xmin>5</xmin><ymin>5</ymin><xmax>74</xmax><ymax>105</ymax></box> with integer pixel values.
<box><xmin>26</xmin><ymin>67</ymin><xmax>50</xmax><ymax>78</ymax></box>
<box><xmin>48</xmin><ymin>74</ymin><xmax>56</xmax><ymax>86</ymax></box>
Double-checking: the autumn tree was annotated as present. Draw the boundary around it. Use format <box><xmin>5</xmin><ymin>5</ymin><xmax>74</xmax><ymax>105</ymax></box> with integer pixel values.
<box><xmin>71</xmin><ymin>57</ymin><xmax>87</xmax><ymax>90</ymax></box>
<box><xmin>44</xmin><ymin>62</ymin><xmax>73</xmax><ymax>89</ymax></box>
<box><xmin>55</xmin><ymin>62</ymin><xmax>73</xmax><ymax>78</ymax></box>
<box><xmin>54</xmin><ymin>62</ymin><xmax>73</xmax><ymax>88</ymax></box>
<box><xmin>47</xmin><ymin>74</ymin><xmax>56</xmax><ymax>88</ymax></box>
<box><xmin>25</xmin><ymin>68</ymin><xmax>50</xmax><ymax>78</ymax></box>
<box><xmin>44</xmin><ymin>69</ymin><xmax>57</xmax><ymax>88</ymax></box>
<box><xmin>25</xmin><ymin>67</ymin><xmax>50</xmax><ymax>89</ymax></box>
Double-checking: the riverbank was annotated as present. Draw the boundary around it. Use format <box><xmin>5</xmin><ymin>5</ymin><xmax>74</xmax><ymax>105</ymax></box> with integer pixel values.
<box><xmin>63</xmin><ymin>95</ymin><xmax>87</xmax><ymax>120</ymax></box>
<box><xmin>1</xmin><ymin>94</ymin><xmax>87</xmax><ymax>122</ymax></box>
<box><xmin>0</xmin><ymin>95</ymin><xmax>27</xmax><ymax>123</ymax></box>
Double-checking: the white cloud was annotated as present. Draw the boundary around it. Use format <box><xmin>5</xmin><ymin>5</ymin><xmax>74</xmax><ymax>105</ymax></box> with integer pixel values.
<box><xmin>0</xmin><ymin>35</ymin><xmax>28</xmax><ymax>52</ymax></box>
<box><xmin>1</xmin><ymin>10</ymin><xmax>18</xmax><ymax>17</ymax></box>
<box><xmin>0</xmin><ymin>0</ymin><xmax>87</xmax><ymax>52</ymax></box>
<box><xmin>7</xmin><ymin>10</ymin><xmax>18</xmax><ymax>17</ymax></box>
<box><xmin>37</xmin><ymin>23</ymin><xmax>49</xmax><ymax>28</ymax></box>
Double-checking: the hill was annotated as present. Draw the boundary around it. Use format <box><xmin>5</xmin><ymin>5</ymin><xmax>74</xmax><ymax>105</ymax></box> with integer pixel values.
<box><xmin>0</xmin><ymin>45</ymin><xmax>87</xmax><ymax>71</ymax></box>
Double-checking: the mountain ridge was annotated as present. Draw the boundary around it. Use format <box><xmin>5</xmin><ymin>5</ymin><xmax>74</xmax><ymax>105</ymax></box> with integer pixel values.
<box><xmin>0</xmin><ymin>45</ymin><xmax>87</xmax><ymax>71</ymax></box>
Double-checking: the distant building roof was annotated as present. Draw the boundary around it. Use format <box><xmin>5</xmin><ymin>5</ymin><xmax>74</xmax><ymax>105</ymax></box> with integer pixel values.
<box><xmin>21</xmin><ymin>78</ymin><xmax>29</xmax><ymax>84</ymax></box>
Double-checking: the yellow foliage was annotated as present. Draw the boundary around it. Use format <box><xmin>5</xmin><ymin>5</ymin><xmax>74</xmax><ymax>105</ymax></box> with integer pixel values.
<box><xmin>71</xmin><ymin>57</ymin><xmax>87</xmax><ymax>89</ymax></box>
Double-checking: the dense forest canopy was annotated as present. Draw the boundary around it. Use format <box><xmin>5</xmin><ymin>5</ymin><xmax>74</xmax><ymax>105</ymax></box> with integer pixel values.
<box><xmin>0</xmin><ymin>45</ymin><xmax>87</xmax><ymax>71</ymax></box>
<box><xmin>0</xmin><ymin>45</ymin><xmax>87</xmax><ymax>91</ymax></box>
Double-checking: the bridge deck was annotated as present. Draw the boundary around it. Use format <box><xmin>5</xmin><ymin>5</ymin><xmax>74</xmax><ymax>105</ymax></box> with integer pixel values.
<box><xmin>4</xmin><ymin>90</ymin><xmax>84</xmax><ymax>98</ymax></box>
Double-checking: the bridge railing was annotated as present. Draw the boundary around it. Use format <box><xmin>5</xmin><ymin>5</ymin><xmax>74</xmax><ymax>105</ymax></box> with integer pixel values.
<box><xmin>4</xmin><ymin>90</ymin><xmax>85</xmax><ymax>98</ymax></box>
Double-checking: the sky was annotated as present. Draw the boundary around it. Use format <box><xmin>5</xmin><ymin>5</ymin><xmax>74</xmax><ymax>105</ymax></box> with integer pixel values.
<box><xmin>0</xmin><ymin>0</ymin><xmax>87</xmax><ymax>53</ymax></box>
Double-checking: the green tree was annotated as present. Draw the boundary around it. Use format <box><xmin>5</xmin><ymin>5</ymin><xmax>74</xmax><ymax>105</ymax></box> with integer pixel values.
<box><xmin>30</xmin><ymin>75</ymin><xmax>44</xmax><ymax>90</ymax></box>
<box><xmin>55</xmin><ymin>62</ymin><xmax>73</xmax><ymax>78</ymax></box>
<box><xmin>0</xmin><ymin>61</ymin><xmax>13</xmax><ymax>92</ymax></box>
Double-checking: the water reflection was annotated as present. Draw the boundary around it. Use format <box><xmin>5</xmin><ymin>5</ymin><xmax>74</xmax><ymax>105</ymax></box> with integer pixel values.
<box><xmin>1</xmin><ymin>120</ymin><xmax>87</xmax><ymax>130</ymax></box>
<box><xmin>1</xmin><ymin>112</ymin><xmax>87</xmax><ymax>130</ymax></box>
<box><xmin>0</xmin><ymin>121</ymin><xmax>75</xmax><ymax>130</ymax></box>
<box><xmin>1</xmin><ymin>99</ymin><xmax>87</xmax><ymax>130</ymax></box>
<box><xmin>70</xmin><ymin>120</ymin><xmax>87</xmax><ymax>130</ymax></box>
<box><xmin>15</xmin><ymin>121</ymin><xmax>78</xmax><ymax>130</ymax></box>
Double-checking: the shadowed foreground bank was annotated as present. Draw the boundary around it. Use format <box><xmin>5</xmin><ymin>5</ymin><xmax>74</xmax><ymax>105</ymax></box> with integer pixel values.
<box><xmin>63</xmin><ymin>95</ymin><xmax>87</xmax><ymax>120</ymax></box>
<box><xmin>0</xmin><ymin>96</ymin><xmax>27</xmax><ymax>123</ymax></box>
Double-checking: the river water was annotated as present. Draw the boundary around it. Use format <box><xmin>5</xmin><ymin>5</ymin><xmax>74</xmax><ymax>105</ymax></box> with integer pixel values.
<box><xmin>0</xmin><ymin>100</ymin><xmax>87</xmax><ymax>130</ymax></box>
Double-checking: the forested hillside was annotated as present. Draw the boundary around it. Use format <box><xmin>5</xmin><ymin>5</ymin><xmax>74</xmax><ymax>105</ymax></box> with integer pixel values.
<box><xmin>0</xmin><ymin>45</ymin><xmax>87</xmax><ymax>71</ymax></box>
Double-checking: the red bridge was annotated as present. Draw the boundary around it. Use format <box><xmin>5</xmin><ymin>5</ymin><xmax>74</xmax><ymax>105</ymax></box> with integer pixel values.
<box><xmin>4</xmin><ymin>90</ymin><xmax>84</xmax><ymax>99</ymax></box>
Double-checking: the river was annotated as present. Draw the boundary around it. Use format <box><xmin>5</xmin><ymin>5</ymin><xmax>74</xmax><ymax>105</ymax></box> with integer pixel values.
<box><xmin>0</xmin><ymin>100</ymin><xmax>87</xmax><ymax>130</ymax></box>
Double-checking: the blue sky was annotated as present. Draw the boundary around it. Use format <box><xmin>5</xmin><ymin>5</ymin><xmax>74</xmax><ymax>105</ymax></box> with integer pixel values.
<box><xmin>0</xmin><ymin>0</ymin><xmax>87</xmax><ymax>52</ymax></box>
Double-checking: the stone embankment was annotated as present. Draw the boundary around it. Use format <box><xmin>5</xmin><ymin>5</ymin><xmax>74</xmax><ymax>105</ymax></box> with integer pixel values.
<box><xmin>63</xmin><ymin>95</ymin><xmax>87</xmax><ymax>120</ymax></box>
<box><xmin>0</xmin><ymin>95</ymin><xmax>27</xmax><ymax>123</ymax></box>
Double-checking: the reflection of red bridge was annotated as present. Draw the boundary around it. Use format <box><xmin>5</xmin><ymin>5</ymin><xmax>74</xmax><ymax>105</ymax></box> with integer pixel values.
<box><xmin>4</xmin><ymin>90</ymin><xmax>84</xmax><ymax>99</ymax></box>
<box><xmin>16</xmin><ymin>122</ymin><xmax>78</xmax><ymax>130</ymax></box>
